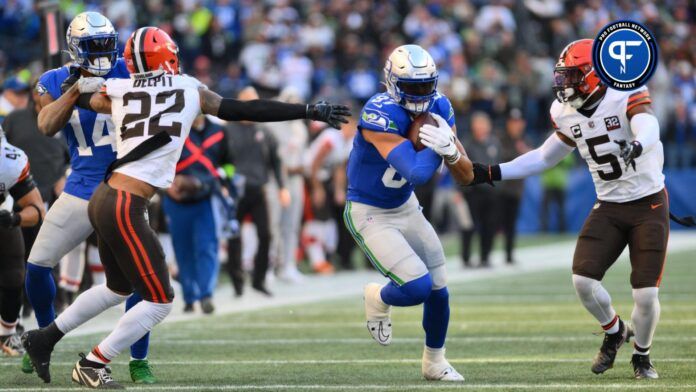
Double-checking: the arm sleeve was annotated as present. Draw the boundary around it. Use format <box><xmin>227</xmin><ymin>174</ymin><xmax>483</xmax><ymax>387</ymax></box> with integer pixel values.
<box><xmin>630</xmin><ymin>112</ymin><xmax>660</xmax><ymax>153</ymax></box>
<box><xmin>217</xmin><ymin>98</ymin><xmax>307</xmax><ymax>122</ymax></box>
<box><xmin>499</xmin><ymin>132</ymin><xmax>575</xmax><ymax>180</ymax></box>
<box><xmin>386</xmin><ymin>140</ymin><xmax>442</xmax><ymax>186</ymax></box>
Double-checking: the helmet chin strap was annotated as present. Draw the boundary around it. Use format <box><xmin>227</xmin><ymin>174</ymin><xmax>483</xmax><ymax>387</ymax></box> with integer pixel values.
<box><xmin>569</xmin><ymin>84</ymin><xmax>602</xmax><ymax>110</ymax></box>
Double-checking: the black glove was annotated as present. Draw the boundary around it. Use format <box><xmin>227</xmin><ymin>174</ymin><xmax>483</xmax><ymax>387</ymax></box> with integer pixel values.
<box><xmin>306</xmin><ymin>101</ymin><xmax>351</xmax><ymax>129</ymax></box>
<box><xmin>614</xmin><ymin>140</ymin><xmax>642</xmax><ymax>171</ymax></box>
<box><xmin>61</xmin><ymin>66</ymin><xmax>82</xmax><ymax>94</ymax></box>
<box><xmin>0</xmin><ymin>210</ymin><xmax>21</xmax><ymax>229</ymax></box>
<box><xmin>469</xmin><ymin>163</ymin><xmax>501</xmax><ymax>186</ymax></box>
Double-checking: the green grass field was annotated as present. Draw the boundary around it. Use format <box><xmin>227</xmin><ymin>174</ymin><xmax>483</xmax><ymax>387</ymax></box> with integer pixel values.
<box><xmin>2</xmin><ymin>243</ymin><xmax>695</xmax><ymax>391</ymax></box>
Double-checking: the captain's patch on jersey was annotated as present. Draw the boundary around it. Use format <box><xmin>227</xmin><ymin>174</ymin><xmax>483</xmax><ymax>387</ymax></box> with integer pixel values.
<box><xmin>592</xmin><ymin>20</ymin><xmax>658</xmax><ymax>90</ymax></box>
<box><xmin>570</xmin><ymin>124</ymin><xmax>582</xmax><ymax>138</ymax></box>
<box><xmin>361</xmin><ymin>109</ymin><xmax>389</xmax><ymax>131</ymax></box>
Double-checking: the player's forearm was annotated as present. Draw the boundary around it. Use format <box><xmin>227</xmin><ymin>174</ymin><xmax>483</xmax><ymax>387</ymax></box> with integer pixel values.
<box><xmin>214</xmin><ymin>97</ymin><xmax>307</xmax><ymax>122</ymax></box>
<box><xmin>500</xmin><ymin>133</ymin><xmax>574</xmax><ymax>180</ymax></box>
<box><xmin>16</xmin><ymin>189</ymin><xmax>45</xmax><ymax>227</ymax></box>
<box><xmin>630</xmin><ymin>113</ymin><xmax>659</xmax><ymax>153</ymax></box>
<box><xmin>37</xmin><ymin>85</ymin><xmax>80</xmax><ymax>136</ymax></box>
<box><xmin>447</xmin><ymin>155</ymin><xmax>474</xmax><ymax>185</ymax></box>
<box><xmin>387</xmin><ymin>140</ymin><xmax>441</xmax><ymax>186</ymax></box>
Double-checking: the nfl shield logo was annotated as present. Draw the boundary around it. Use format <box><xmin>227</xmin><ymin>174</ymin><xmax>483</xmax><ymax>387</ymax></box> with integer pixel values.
<box><xmin>588</xmin><ymin>121</ymin><xmax>595</xmax><ymax>128</ymax></box>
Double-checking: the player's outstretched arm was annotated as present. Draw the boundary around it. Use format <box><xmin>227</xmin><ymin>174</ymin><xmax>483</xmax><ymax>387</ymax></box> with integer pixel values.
<box><xmin>469</xmin><ymin>131</ymin><xmax>575</xmax><ymax>186</ymax></box>
<box><xmin>363</xmin><ymin>130</ymin><xmax>441</xmax><ymax>186</ymax></box>
<box><xmin>37</xmin><ymin>72</ymin><xmax>82</xmax><ymax>136</ymax></box>
<box><xmin>418</xmin><ymin>114</ymin><xmax>474</xmax><ymax>185</ymax></box>
<box><xmin>199</xmin><ymin>89</ymin><xmax>350</xmax><ymax>128</ymax></box>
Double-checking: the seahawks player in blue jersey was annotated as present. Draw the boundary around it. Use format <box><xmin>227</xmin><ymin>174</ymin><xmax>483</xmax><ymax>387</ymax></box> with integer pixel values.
<box><xmin>24</xmin><ymin>12</ymin><xmax>156</xmax><ymax>384</ymax></box>
<box><xmin>345</xmin><ymin>45</ymin><xmax>473</xmax><ymax>381</ymax></box>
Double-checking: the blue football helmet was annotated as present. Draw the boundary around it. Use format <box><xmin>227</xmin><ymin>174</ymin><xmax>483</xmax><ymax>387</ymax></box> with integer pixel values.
<box><xmin>384</xmin><ymin>44</ymin><xmax>439</xmax><ymax>114</ymax></box>
<box><xmin>66</xmin><ymin>12</ymin><xmax>118</xmax><ymax>76</ymax></box>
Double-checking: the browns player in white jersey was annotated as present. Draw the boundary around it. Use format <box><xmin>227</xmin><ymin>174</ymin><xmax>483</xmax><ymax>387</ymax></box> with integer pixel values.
<box><xmin>22</xmin><ymin>27</ymin><xmax>350</xmax><ymax>389</ymax></box>
<box><xmin>470</xmin><ymin>39</ymin><xmax>665</xmax><ymax>379</ymax></box>
<box><xmin>0</xmin><ymin>127</ymin><xmax>45</xmax><ymax>356</ymax></box>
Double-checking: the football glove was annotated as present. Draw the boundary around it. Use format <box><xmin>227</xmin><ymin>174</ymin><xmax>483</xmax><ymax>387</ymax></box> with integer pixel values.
<box><xmin>419</xmin><ymin>113</ymin><xmax>460</xmax><ymax>164</ymax></box>
<box><xmin>60</xmin><ymin>66</ymin><xmax>82</xmax><ymax>94</ymax></box>
<box><xmin>614</xmin><ymin>139</ymin><xmax>642</xmax><ymax>171</ymax></box>
<box><xmin>469</xmin><ymin>163</ymin><xmax>501</xmax><ymax>186</ymax></box>
<box><xmin>0</xmin><ymin>210</ymin><xmax>21</xmax><ymax>229</ymax></box>
<box><xmin>77</xmin><ymin>77</ymin><xmax>106</xmax><ymax>94</ymax></box>
<box><xmin>306</xmin><ymin>101</ymin><xmax>351</xmax><ymax>129</ymax></box>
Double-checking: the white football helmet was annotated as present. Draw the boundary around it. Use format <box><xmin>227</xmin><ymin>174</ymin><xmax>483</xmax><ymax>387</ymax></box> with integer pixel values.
<box><xmin>384</xmin><ymin>45</ymin><xmax>439</xmax><ymax>114</ymax></box>
<box><xmin>66</xmin><ymin>12</ymin><xmax>118</xmax><ymax>76</ymax></box>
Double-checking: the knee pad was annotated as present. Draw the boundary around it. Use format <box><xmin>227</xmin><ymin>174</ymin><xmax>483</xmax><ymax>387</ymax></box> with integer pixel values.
<box><xmin>428</xmin><ymin>264</ymin><xmax>447</xmax><ymax>290</ymax></box>
<box><xmin>572</xmin><ymin>274</ymin><xmax>600</xmax><ymax>300</ymax></box>
<box><xmin>632</xmin><ymin>287</ymin><xmax>659</xmax><ymax>310</ymax></box>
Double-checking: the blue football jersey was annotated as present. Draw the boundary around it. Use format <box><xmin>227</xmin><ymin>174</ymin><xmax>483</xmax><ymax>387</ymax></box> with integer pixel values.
<box><xmin>346</xmin><ymin>92</ymin><xmax>455</xmax><ymax>209</ymax></box>
<box><xmin>37</xmin><ymin>59</ymin><xmax>130</xmax><ymax>200</ymax></box>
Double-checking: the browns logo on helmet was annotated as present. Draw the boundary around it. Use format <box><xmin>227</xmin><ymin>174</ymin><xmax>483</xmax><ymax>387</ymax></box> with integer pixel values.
<box><xmin>124</xmin><ymin>27</ymin><xmax>180</xmax><ymax>75</ymax></box>
<box><xmin>552</xmin><ymin>39</ymin><xmax>604</xmax><ymax>110</ymax></box>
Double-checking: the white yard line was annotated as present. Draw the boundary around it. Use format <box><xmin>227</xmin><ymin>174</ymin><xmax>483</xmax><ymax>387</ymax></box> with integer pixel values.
<box><xmin>20</xmin><ymin>232</ymin><xmax>696</xmax><ymax>338</ymax></box>
<box><xmin>3</xmin><ymin>357</ymin><xmax>696</xmax><ymax>367</ymax></box>
<box><xmin>2</xmin><ymin>384</ymin><xmax>696</xmax><ymax>391</ymax></box>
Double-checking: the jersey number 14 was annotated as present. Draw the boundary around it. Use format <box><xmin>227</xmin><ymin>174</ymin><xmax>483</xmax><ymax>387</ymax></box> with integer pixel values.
<box><xmin>69</xmin><ymin>110</ymin><xmax>116</xmax><ymax>156</ymax></box>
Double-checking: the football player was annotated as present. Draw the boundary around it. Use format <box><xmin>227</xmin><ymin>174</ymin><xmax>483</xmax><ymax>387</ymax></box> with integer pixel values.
<box><xmin>22</xmin><ymin>27</ymin><xmax>349</xmax><ymax>389</ymax></box>
<box><xmin>470</xmin><ymin>39</ymin><xmax>665</xmax><ymax>379</ymax></box>
<box><xmin>26</xmin><ymin>12</ymin><xmax>156</xmax><ymax>383</ymax></box>
<box><xmin>345</xmin><ymin>44</ymin><xmax>473</xmax><ymax>381</ymax></box>
<box><xmin>0</xmin><ymin>127</ymin><xmax>45</xmax><ymax>356</ymax></box>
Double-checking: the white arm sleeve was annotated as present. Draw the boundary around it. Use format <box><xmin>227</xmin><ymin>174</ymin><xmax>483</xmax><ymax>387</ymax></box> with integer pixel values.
<box><xmin>630</xmin><ymin>112</ymin><xmax>659</xmax><ymax>153</ymax></box>
<box><xmin>500</xmin><ymin>132</ymin><xmax>575</xmax><ymax>180</ymax></box>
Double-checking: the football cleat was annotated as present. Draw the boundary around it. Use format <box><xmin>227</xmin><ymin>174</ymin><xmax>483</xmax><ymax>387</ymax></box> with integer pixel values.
<box><xmin>130</xmin><ymin>359</ymin><xmax>157</xmax><ymax>384</ymax></box>
<box><xmin>591</xmin><ymin>319</ymin><xmax>633</xmax><ymax>374</ymax></box>
<box><xmin>632</xmin><ymin>354</ymin><xmax>659</xmax><ymax>379</ymax></box>
<box><xmin>72</xmin><ymin>353</ymin><xmax>123</xmax><ymax>389</ymax></box>
<box><xmin>364</xmin><ymin>283</ymin><xmax>392</xmax><ymax>346</ymax></box>
<box><xmin>21</xmin><ymin>330</ymin><xmax>54</xmax><ymax>383</ymax></box>
<box><xmin>200</xmin><ymin>297</ymin><xmax>215</xmax><ymax>314</ymax></box>
<box><xmin>22</xmin><ymin>352</ymin><xmax>34</xmax><ymax>374</ymax></box>
<box><xmin>1</xmin><ymin>333</ymin><xmax>25</xmax><ymax>356</ymax></box>
<box><xmin>422</xmin><ymin>359</ymin><xmax>464</xmax><ymax>381</ymax></box>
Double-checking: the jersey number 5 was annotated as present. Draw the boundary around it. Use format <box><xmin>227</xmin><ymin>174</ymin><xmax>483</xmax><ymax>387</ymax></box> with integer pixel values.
<box><xmin>587</xmin><ymin>135</ymin><xmax>622</xmax><ymax>181</ymax></box>
<box><xmin>121</xmin><ymin>89</ymin><xmax>185</xmax><ymax>140</ymax></box>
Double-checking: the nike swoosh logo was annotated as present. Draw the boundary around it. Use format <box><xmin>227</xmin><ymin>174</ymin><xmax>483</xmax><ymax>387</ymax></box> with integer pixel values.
<box><xmin>377</xmin><ymin>322</ymin><xmax>390</xmax><ymax>343</ymax></box>
<box><xmin>651</xmin><ymin>203</ymin><xmax>663</xmax><ymax>210</ymax></box>
<box><xmin>81</xmin><ymin>370</ymin><xmax>101</xmax><ymax>388</ymax></box>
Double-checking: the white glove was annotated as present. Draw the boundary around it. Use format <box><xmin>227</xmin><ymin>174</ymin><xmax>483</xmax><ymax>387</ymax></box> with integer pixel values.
<box><xmin>419</xmin><ymin>113</ymin><xmax>460</xmax><ymax>163</ymax></box>
<box><xmin>76</xmin><ymin>77</ymin><xmax>106</xmax><ymax>94</ymax></box>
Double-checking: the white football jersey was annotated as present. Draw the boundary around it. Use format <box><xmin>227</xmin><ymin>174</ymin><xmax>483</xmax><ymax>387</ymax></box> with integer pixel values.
<box><xmin>304</xmin><ymin>128</ymin><xmax>352</xmax><ymax>181</ymax></box>
<box><xmin>0</xmin><ymin>138</ymin><xmax>29</xmax><ymax>203</ymax></box>
<box><xmin>550</xmin><ymin>86</ymin><xmax>664</xmax><ymax>202</ymax></box>
<box><xmin>103</xmin><ymin>73</ymin><xmax>203</xmax><ymax>188</ymax></box>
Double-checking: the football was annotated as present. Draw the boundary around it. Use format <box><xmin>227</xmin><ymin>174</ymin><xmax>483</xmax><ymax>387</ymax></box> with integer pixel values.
<box><xmin>407</xmin><ymin>112</ymin><xmax>437</xmax><ymax>151</ymax></box>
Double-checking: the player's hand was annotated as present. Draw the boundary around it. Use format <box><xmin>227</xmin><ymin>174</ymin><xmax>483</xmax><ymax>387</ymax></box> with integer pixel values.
<box><xmin>468</xmin><ymin>163</ymin><xmax>501</xmax><ymax>186</ymax></box>
<box><xmin>0</xmin><ymin>210</ymin><xmax>21</xmax><ymax>229</ymax></box>
<box><xmin>60</xmin><ymin>66</ymin><xmax>82</xmax><ymax>94</ymax></box>
<box><xmin>614</xmin><ymin>139</ymin><xmax>642</xmax><ymax>171</ymax></box>
<box><xmin>306</xmin><ymin>101</ymin><xmax>351</xmax><ymax>129</ymax></box>
<box><xmin>77</xmin><ymin>77</ymin><xmax>106</xmax><ymax>94</ymax></box>
<box><xmin>419</xmin><ymin>113</ymin><xmax>459</xmax><ymax>163</ymax></box>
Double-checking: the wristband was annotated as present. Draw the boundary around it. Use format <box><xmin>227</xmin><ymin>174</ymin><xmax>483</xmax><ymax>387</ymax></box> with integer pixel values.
<box><xmin>490</xmin><ymin>164</ymin><xmax>502</xmax><ymax>181</ymax></box>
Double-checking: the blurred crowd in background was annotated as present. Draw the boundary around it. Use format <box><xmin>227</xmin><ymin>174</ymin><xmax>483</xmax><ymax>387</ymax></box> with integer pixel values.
<box><xmin>0</xmin><ymin>0</ymin><xmax>694</xmax><ymax>310</ymax></box>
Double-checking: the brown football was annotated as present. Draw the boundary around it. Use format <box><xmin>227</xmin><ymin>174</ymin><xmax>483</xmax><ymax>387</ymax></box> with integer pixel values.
<box><xmin>407</xmin><ymin>112</ymin><xmax>437</xmax><ymax>151</ymax></box>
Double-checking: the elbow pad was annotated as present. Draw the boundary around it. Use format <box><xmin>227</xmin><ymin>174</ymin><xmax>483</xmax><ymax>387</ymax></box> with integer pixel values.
<box><xmin>386</xmin><ymin>141</ymin><xmax>441</xmax><ymax>185</ymax></box>
<box><xmin>630</xmin><ymin>113</ymin><xmax>659</xmax><ymax>152</ymax></box>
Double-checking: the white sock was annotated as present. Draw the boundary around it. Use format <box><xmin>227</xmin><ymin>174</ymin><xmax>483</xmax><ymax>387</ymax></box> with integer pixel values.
<box><xmin>423</xmin><ymin>346</ymin><xmax>446</xmax><ymax>363</ymax></box>
<box><xmin>55</xmin><ymin>284</ymin><xmax>129</xmax><ymax>334</ymax></box>
<box><xmin>87</xmin><ymin>245</ymin><xmax>106</xmax><ymax>286</ymax></box>
<box><xmin>631</xmin><ymin>287</ymin><xmax>660</xmax><ymax>355</ymax></box>
<box><xmin>95</xmin><ymin>301</ymin><xmax>172</xmax><ymax>361</ymax></box>
<box><xmin>0</xmin><ymin>319</ymin><xmax>17</xmax><ymax>336</ymax></box>
<box><xmin>572</xmin><ymin>274</ymin><xmax>618</xmax><ymax>331</ymax></box>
